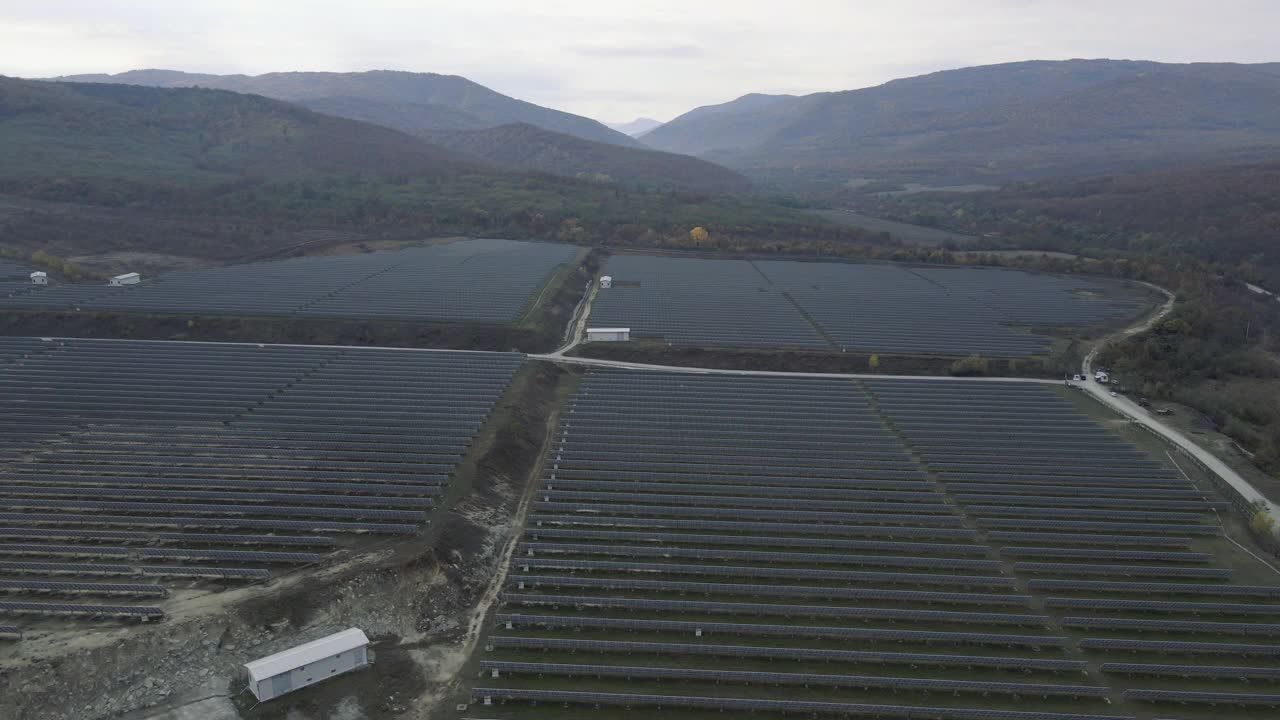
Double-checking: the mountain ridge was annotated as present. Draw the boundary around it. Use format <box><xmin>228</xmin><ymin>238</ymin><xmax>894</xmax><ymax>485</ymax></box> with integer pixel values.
<box><xmin>424</xmin><ymin>122</ymin><xmax>751</xmax><ymax>193</ymax></box>
<box><xmin>642</xmin><ymin>59</ymin><xmax>1280</xmax><ymax>187</ymax></box>
<box><xmin>50</xmin><ymin>68</ymin><xmax>644</xmax><ymax>149</ymax></box>
<box><xmin>0</xmin><ymin>75</ymin><xmax>485</xmax><ymax>186</ymax></box>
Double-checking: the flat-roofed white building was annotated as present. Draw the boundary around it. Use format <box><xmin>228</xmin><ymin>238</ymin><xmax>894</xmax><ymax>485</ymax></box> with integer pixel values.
<box><xmin>586</xmin><ymin>327</ymin><xmax>630</xmax><ymax>342</ymax></box>
<box><xmin>244</xmin><ymin>628</ymin><xmax>371</xmax><ymax>701</ymax></box>
<box><xmin>109</xmin><ymin>272</ymin><xmax>141</xmax><ymax>286</ymax></box>
<box><xmin>30</xmin><ymin>271</ymin><xmax>47</xmax><ymax>285</ymax></box>
<box><xmin>599</xmin><ymin>275</ymin><xmax>613</xmax><ymax>289</ymax></box>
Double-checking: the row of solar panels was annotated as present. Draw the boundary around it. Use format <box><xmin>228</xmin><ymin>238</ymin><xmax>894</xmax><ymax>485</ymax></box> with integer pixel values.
<box><xmin>0</xmin><ymin>511</ymin><xmax>420</xmax><ymax>534</ymax></box>
<box><xmin>0</xmin><ymin>601</ymin><xmax>163</xmax><ymax>619</ymax></box>
<box><xmin>517</xmin><ymin>543</ymin><xmax>1002</xmax><ymax>571</ymax></box>
<box><xmin>470</xmin><ymin>688</ymin><xmax>1129</xmax><ymax>720</ymax></box>
<box><xmin>489</xmin><ymin>636</ymin><xmax>1086</xmax><ymax>673</ymax></box>
<box><xmin>509</xmin><ymin>576</ymin><xmax>1032</xmax><ymax>607</ymax></box>
<box><xmin>498</xmin><ymin>613</ymin><xmax>1064</xmax><ymax>649</ymax></box>
<box><xmin>524</xmin><ymin>528</ymin><xmax>989</xmax><ymax>555</ymax></box>
<box><xmin>479</xmin><ymin>661</ymin><xmax>1107</xmax><ymax>697</ymax></box>
<box><xmin>500</xmin><ymin>594</ymin><xmax>1046</xmax><ymax>626</ymax></box>
<box><xmin>0</xmin><ymin>545</ymin><xmax>321</xmax><ymax>564</ymax></box>
<box><xmin>1</xmin><ymin>561</ymin><xmax>271</xmax><ymax>580</ymax></box>
<box><xmin>513</xmin><ymin>558</ymin><xmax>1015</xmax><ymax>588</ymax></box>
<box><xmin>530</xmin><ymin>514</ymin><xmax>981</xmax><ymax>541</ymax></box>
<box><xmin>0</xmin><ymin>580</ymin><xmax>168</xmax><ymax>597</ymax></box>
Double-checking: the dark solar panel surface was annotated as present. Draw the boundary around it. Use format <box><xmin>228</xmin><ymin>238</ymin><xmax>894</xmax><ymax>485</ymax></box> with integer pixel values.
<box><xmin>0</xmin><ymin>239</ymin><xmax>575</xmax><ymax>323</ymax></box>
<box><xmin>588</xmin><ymin>255</ymin><xmax>1135</xmax><ymax>355</ymax></box>
<box><xmin>0</xmin><ymin>337</ymin><xmax>521</xmax><ymax>622</ymax></box>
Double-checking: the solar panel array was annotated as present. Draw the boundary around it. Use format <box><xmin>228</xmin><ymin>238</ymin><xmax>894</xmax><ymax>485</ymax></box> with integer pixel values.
<box><xmin>0</xmin><ymin>239</ymin><xmax>577</xmax><ymax>323</ymax></box>
<box><xmin>475</xmin><ymin>369</ymin><xmax>1126</xmax><ymax>719</ymax></box>
<box><xmin>0</xmin><ymin>337</ymin><xmax>523</xmax><ymax>634</ymax></box>
<box><xmin>587</xmin><ymin>257</ymin><xmax>827</xmax><ymax>349</ymax></box>
<box><xmin>472</xmin><ymin>370</ymin><xmax>1280</xmax><ymax>719</ymax></box>
<box><xmin>0</xmin><ymin>259</ymin><xmax>32</xmax><ymax>279</ymax></box>
<box><xmin>589</xmin><ymin>255</ymin><xmax>1135</xmax><ymax>355</ymax></box>
<box><xmin>865</xmin><ymin>379</ymin><xmax>1280</xmax><ymax>718</ymax></box>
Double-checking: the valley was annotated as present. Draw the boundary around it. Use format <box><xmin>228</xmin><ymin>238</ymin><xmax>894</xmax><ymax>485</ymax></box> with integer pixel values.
<box><xmin>2</xmin><ymin>15</ymin><xmax>1280</xmax><ymax>720</ymax></box>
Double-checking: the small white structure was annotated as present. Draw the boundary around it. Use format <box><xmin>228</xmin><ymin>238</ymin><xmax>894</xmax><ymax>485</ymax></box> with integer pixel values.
<box><xmin>599</xmin><ymin>275</ymin><xmax>613</xmax><ymax>289</ymax></box>
<box><xmin>1094</xmin><ymin>371</ymin><xmax>1110</xmax><ymax>384</ymax></box>
<box><xmin>109</xmin><ymin>272</ymin><xmax>141</xmax><ymax>286</ymax></box>
<box><xmin>586</xmin><ymin>327</ymin><xmax>630</xmax><ymax>342</ymax></box>
<box><xmin>30</xmin><ymin>271</ymin><xmax>47</xmax><ymax>285</ymax></box>
<box><xmin>244</xmin><ymin>628</ymin><xmax>371</xmax><ymax>702</ymax></box>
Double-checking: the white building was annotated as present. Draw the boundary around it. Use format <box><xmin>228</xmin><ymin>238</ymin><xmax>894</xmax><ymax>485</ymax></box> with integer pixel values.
<box><xmin>109</xmin><ymin>272</ymin><xmax>141</xmax><ymax>286</ymax></box>
<box><xmin>586</xmin><ymin>327</ymin><xmax>630</xmax><ymax>342</ymax></box>
<box><xmin>30</xmin><ymin>271</ymin><xmax>47</xmax><ymax>285</ymax></box>
<box><xmin>599</xmin><ymin>275</ymin><xmax>613</xmax><ymax>289</ymax></box>
<box><xmin>243</xmin><ymin>628</ymin><xmax>371</xmax><ymax>702</ymax></box>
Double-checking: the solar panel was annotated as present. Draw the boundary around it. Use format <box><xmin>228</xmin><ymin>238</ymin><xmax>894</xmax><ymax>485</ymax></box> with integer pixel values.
<box><xmin>470</xmin><ymin>688</ymin><xmax>1132</xmax><ymax>719</ymax></box>
<box><xmin>489</xmin><ymin>636</ymin><xmax>1088</xmax><ymax>673</ymax></box>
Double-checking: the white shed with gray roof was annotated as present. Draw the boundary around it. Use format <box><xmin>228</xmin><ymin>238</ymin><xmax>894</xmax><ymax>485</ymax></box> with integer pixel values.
<box><xmin>244</xmin><ymin>628</ymin><xmax>371</xmax><ymax>701</ymax></box>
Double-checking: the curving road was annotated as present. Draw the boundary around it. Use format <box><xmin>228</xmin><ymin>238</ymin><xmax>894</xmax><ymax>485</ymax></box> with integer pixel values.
<box><xmin>1078</xmin><ymin>283</ymin><xmax>1278</xmax><ymax>518</ymax></box>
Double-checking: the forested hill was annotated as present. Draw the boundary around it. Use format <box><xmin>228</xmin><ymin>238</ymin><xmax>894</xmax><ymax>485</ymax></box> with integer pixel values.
<box><xmin>0</xmin><ymin>76</ymin><xmax>863</xmax><ymax>267</ymax></box>
<box><xmin>641</xmin><ymin>60</ymin><xmax>1280</xmax><ymax>188</ymax></box>
<box><xmin>425</xmin><ymin>123</ymin><xmax>752</xmax><ymax>193</ymax></box>
<box><xmin>851</xmin><ymin>160</ymin><xmax>1280</xmax><ymax>284</ymax></box>
<box><xmin>53</xmin><ymin>69</ymin><xmax>643</xmax><ymax>148</ymax></box>
<box><xmin>0</xmin><ymin>75</ymin><xmax>484</xmax><ymax>190</ymax></box>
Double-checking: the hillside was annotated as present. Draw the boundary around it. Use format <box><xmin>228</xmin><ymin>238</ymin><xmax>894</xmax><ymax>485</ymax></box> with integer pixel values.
<box><xmin>849</xmin><ymin>159</ymin><xmax>1280</xmax><ymax>283</ymax></box>
<box><xmin>53</xmin><ymin>69</ymin><xmax>643</xmax><ymax>148</ymax></box>
<box><xmin>0</xmin><ymin>77</ymin><xmax>864</xmax><ymax>267</ymax></box>
<box><xmin>0</xmin><ymin>75</ymin><xmax>482</xmax><ymax>188</ymax></box>
<box><xmin>639</xmin><ymin>93</ymin><xmax>801</xmax><ymax>156</ymax></box>
<box><xmin>642</xmin><ymin>60</ymin><xmax>1280</xmax><ymax>187</ymax></box>
<box><xmin>425</xmin><ymin>123</ymin><xmax>752</xmax><ymax>193</ymax></box>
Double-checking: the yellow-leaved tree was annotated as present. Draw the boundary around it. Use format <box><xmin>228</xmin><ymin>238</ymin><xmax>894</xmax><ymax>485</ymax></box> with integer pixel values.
<box><xmin>690</xmin><ymin>226</ymin><xmax>709</xmax><ymax>243</ymax></box>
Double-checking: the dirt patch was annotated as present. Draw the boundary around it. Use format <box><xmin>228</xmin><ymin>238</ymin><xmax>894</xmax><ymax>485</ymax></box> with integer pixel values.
<box><xmin>517</xmin><ymin>249</ymin><xmax>600</xmax><ymax>338</ymax></box>
<box><xmin>67</xmin><ymin>252</ymin><xmax>209</xmax><ymax>275</ymax></box>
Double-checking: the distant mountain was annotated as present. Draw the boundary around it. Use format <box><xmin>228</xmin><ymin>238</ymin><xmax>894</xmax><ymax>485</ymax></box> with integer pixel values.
<box><xmin>0</xmin><ymin>75</ymin><xmax>481</xmax><ymax>186</ymax></box>
<box><xmin>607</xmin><ymin>117</ymin><xmax>663</xmax><ymax>136</ymax></box>
<box><xmin>642</xmin><ymin>61</ymin><xmax>1280</xmax><ymax>187</ymax></box>
<box><xmin>641</xmin><ymin>94</ymin><xmax>800</xmax><ymax>156</ymax></box>
<box><xmin>51</xmin><ymin>69</ymin><xmax>643</xmax><ymax>149</ymax></box>
<box><xmin>426</xmin><ymin>123</ymin><xmax>751</xmax><ymax>193</ymax></box>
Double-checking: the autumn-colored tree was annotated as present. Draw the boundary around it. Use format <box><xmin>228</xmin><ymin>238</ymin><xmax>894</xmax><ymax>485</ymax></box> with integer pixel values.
<box><xmin>1249</xmin><ymin>501</ymin><xmax>1277</xmax><ymax>539</ymax></box>
<box><xmin>690</xmin><ymin>226</ymin><xmax>709</xmax><ymax>243</ymax></box>
<box><xmin>868</xmin><ymin>354</ymin><xmax>880</xmax><ymax>371</ymax></box>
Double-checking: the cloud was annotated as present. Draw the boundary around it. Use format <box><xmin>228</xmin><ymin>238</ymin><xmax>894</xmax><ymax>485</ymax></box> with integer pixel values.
<box><xmin>566</xmin><ymin>44</ymin><xmax>705</xmax><ymax>60</ymax></box>
<box><xmin>1</xmin><ymin>1</ymin><xmax>1277</xmax><ymax>123</ymax></box>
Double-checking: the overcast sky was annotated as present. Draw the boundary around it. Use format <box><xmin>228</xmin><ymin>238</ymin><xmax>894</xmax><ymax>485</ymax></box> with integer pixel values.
<box><xmin>2</xmin><ymin>1</ymin><xmax>1276</xmax><ymax>123</ymax></box>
